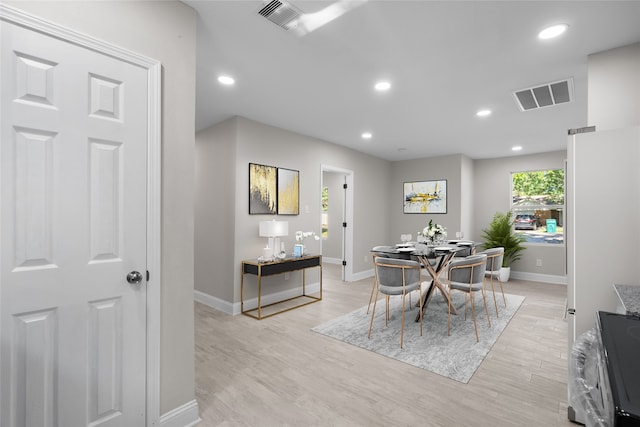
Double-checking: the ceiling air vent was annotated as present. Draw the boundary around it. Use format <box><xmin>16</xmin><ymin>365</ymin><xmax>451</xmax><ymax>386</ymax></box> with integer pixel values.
<box><xmin>258</xmin><ymin>0</ymin><xmax>303</xmax><ymax>31</ymax></box>
<box><xmin>513</xmin><ymin>78</ymin><xmax>574</xmax><ymax>111</ymax></box>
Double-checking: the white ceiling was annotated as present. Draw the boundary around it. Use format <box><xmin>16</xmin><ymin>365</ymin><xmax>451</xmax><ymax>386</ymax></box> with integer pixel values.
<box><xmin>185</xmin><ymin>1</ymin><xmax>640</xmax><ymax>161</ymax></box>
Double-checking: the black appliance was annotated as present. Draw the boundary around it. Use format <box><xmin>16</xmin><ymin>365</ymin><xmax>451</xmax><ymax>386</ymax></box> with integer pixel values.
<box><xmin>569</xmin><ymin>312</ymin><xmax>640</xmax><ymax>427</ymax></box>
<box><xmin>597</xmin><ymin>311</ymin><xmax>640</xmax><ymax>427</ymax></box>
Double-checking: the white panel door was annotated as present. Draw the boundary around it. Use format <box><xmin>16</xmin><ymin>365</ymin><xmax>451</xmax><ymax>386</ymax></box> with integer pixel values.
<box><xmin>1</xmin><ymin>19</ymin><xmax>148</xmax><ymax>427</ymax></box>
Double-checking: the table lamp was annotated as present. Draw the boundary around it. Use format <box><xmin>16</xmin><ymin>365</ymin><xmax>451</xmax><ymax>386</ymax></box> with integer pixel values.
<box><xmin>259</xmin><ymin>220</ymin><xmax>288</xmax><ymax>260</ymax></box>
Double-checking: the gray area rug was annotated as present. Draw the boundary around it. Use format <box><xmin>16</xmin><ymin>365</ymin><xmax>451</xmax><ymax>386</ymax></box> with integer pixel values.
<box><xmin>312</xmin><ymin>290</ymin><xmax>525</xmax><ymax>383</ymax></box>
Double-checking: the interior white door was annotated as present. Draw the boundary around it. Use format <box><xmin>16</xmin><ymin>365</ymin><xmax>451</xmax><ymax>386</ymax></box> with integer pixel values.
<box><xmin>1</xmin><ymin>20</ymin><xmax>148</xmax><ymax>426</ymax></box>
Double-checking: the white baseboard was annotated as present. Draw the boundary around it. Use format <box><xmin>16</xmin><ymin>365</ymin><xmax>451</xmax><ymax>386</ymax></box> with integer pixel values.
<box><xmin>195</xmin><ymin>282</ymin><xmax>321</xmax><ymax>316</ymax></box>
<box><xmin>321</xmin><ymin>258</ymin><xmax>375</xmax><ymax>282</ymax></box>
<box><xmin>510</xmin><ymin>271</ymin><xmax>567</xmax><ymax>285</ymax></box>
<box><xmin>194</xmin><ymin>289</ymin><xmax>235</xmax><ymax>315</ymax></box>
<box><xmin>350</xmin><ymin>268</ymin><xmax>374</xmax><ymax>282</ymax></box>
<box><xmin>160</xmin><ymin>399</ymin><xmax>201</xmax><ymax>427</ymax></box>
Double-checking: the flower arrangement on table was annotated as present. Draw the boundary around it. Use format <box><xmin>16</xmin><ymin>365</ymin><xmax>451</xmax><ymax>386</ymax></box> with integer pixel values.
<box><xmin>294</xmin><ymin>230</ymin><xmax>320</xmax><ymax>256</ymax></box>
<box><xmin>418</xmin><ymin>219</ymin><xmax>447</xmax><ymax>244</ymax></box>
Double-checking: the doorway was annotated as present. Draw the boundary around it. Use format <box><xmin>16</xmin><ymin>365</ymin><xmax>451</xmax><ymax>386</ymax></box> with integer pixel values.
<box><xmin>320</xmin><ymin>165</ymin><xmax>354</xmax><ymax>281</ymax></box>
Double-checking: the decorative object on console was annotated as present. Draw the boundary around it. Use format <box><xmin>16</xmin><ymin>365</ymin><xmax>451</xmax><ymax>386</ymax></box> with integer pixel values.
<box><xmin>418</xmin><ymin>219</ymin><xmax>447</xmax><ymax>244</ymax></box>
<box><xmin>403</xmin><ymin>179</ymin><xmax>447</xmax><ymax>214</ymax></box>
<box><xmin>249</xmin><ymin>163</ymin><xmax>277</xmax><ymax>214</ymax></box>
<box><xmin>259</xmin><ymin>219</ymin><xmax>288</xmax><ymax>261</ymax></box>
<box><xmin>294</xmin><ymin>230</ymin><xmax>320</xmax><ymax>256</ymax></box>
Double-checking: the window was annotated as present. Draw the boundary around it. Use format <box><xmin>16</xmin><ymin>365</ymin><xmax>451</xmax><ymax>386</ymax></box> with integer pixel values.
<box><xmin>511</xmin><ymin>169</ymin><xmax>564</xmax><ymax>244</ymax></box>
<box><xmin>321</xmin><ymin>186</ymin><xmax>328</xmax><ymax>238</ymax></box>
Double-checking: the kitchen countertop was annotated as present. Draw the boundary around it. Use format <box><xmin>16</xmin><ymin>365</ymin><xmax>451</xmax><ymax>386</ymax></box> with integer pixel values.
<box><xmin>613</xmin><ymin>284</ymin><xmax>640</xmax><ymax>317</ymax></box>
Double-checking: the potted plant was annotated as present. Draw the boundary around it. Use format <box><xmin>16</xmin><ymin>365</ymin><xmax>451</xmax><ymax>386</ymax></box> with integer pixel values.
<box><xmin>480</xmin><ymin>211</ymin><xmax>526</xmax><ymax>282</ymax></box>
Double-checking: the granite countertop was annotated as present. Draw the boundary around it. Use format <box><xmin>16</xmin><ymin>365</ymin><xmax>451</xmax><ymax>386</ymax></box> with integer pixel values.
<box><xmin>613</xmin><ymin>284</ymin><xmax>640</xmax><ymax>317</ymax></box>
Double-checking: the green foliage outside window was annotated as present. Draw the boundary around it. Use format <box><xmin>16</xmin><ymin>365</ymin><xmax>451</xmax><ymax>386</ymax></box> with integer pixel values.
<box><xmin>322</xmin><ymin>186</ymin><xmax>328</xmax><ymax>211</ymax></box>
<box><xmin>512</xmin><ymin>169</ymin><xmax>564</xmax><ymax>205</ymax></box>
<box><xmin>322</xmin><ymin>187</ymin><xmax>328</xmax><ymax>238</ymax></box>
<box><xmin>511</xmin><ymin>169</ymin><xmax>565</xmax><ymax>244</ymax></box>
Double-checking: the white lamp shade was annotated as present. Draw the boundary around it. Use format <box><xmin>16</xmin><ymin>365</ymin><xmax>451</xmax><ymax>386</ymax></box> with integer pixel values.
<box><xmin>272</xmin><ymin>221</ymin><xmax>288</xmax><ymax>237</ymax></box>
<box><xmin>259</xmin><ymin>221</ymin><xmax>271</xmax><ymax>237</ymax></box>
<box><xmin>259</xmin><ymin>220</ymin><xmax>288</xmax><ymax>237</ymax></box>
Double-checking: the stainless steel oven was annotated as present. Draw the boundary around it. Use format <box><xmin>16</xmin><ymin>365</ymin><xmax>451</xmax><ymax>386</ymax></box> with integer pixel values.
<box><xmin>569</xmin><ymin>312</ymin><xmax>640</xmax><ymax>426</ymax></box>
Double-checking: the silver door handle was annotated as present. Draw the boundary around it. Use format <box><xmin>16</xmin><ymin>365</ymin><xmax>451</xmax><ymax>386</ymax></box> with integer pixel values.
<box><xmin>127</xmin><ymin>271</ymin><xmax>143</xmax><ymax>284</ymax></box>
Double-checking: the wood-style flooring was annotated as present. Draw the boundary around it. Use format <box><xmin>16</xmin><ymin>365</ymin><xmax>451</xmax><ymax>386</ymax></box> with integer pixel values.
<box><xmin>195</xmin><ymin>263</ymin><xmax>574</xmax><ymax>426</ymax></box>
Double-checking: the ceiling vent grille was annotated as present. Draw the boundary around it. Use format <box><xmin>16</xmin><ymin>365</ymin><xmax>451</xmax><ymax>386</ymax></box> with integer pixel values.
<box><xmin>258</xmin><ymin>0</ymin><xmax>303</xmax><ymax>31</ymax></box>
<box><xmin>513</xmin><ymin>78</ymin><xmax>574</xmax><ymax>111</ymax></box>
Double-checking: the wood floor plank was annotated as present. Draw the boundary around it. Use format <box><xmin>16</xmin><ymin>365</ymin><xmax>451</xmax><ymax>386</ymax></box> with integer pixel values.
<box><xmin>195</xmin><ymin>263</ymin><xmax>575</xmax><ymax>426</ymax></box>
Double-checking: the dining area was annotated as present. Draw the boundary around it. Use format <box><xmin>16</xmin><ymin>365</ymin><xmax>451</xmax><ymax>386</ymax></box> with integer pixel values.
<box><xmin>367</xmin><ymin>234</ymin><xmax>506</xmax><ymax>348</ymax></box>
<box><xmin>311</xmin><ymin>235</ymin><xmax>526</xmax><ymax>384</ymax></box>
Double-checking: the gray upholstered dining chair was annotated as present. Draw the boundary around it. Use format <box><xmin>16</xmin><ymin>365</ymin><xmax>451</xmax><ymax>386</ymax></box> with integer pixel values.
<box><xmin>479</xmin><ymin>247</ymin><xmax>505</xmax><ymax>317</ymax></box>
<box><xmin>446</xmin><ymin>254</ymin><xmax>490</xmax><ymax>342</ymax></box>
<box><xmin>368</xmin><ymin>257</ymin><xmax>424</xmax><ymax>348</ymax></box>
<box><xmin>450</xmin><ymin>242</ymin><xmax>473</xmax><ymax>258</ymax></box>
<box><xmin>367</xmin><ymin>246</ymin><xmax>392</xmax><ymax>313</ymax></box>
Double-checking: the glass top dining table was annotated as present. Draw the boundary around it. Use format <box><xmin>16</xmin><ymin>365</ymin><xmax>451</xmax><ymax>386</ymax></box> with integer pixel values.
<box><xmin>372</xmin><ymin>241</ymin><xmax>477</xmax><ymax>321</ymax></box>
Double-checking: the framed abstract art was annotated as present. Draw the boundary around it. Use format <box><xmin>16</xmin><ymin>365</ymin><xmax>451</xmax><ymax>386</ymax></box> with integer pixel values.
<box><xmin>277</xmin><ymin>167</ymin><xmax>299</xmax><ymax>215</ymax></box>
<box><xmin>403</xmin><ymin>179</ymin><xmax>447</xmax><ymax>214</ymax></box>
<box><xmin>249</xmin><ymin>163</ymin><xmax>277</xmax><ymax>214</ymax></box>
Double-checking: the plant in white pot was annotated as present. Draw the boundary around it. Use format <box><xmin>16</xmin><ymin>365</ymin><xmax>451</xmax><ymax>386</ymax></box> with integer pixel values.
<box><xmin>480</xmin><ymin>211</ymin><xmax>526</xmax><ymax>282</ymax></box>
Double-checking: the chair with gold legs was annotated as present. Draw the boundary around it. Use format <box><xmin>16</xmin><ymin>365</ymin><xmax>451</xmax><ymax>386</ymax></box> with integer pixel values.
<box><xmin>367</xmin><ymin>246</ymin><xmax>414</xmax><ymax>313</ymax></box>
<box><xmin>446</xmin><ymin>254</ymin><xmax>490</xmax><ymax>342</ymax></box>
<box><xmin>369</xmin><ymin>257</ymin><xmax>424</xmax><ymax>348</ymax></box>
<box><xmin>479</xmin><ymin>247</ymin><xmax>505</xmax><ymax>316</ymax></box>
<box><xmin>367</xmin><ymin>246</ymin><xmax>392</xmax><ymax>314</ymax></box>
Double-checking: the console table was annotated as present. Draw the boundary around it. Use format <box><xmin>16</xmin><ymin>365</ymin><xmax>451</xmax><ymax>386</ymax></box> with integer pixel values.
<box><xmin>241</xmin><ymin>255</ymin><xmax>322</xmax><ymax>319</ymax></box>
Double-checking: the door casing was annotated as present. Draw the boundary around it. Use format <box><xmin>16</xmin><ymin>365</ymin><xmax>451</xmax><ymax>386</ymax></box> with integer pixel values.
<box><xmin>320</xmin><ymin>164</ymin><xmax>354</xmax><ymax>281</ymax></box>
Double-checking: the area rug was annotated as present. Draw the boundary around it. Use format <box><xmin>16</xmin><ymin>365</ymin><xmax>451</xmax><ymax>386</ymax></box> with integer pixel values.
<box><xmin>312</xmin><ymin>290</ymin><xmax>525</xmax><ymax>383</ymax></box>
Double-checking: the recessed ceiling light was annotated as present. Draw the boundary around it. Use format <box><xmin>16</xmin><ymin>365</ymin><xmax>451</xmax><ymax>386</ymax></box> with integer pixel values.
<box><xmin>361</xmin><ymin>132</ymin><xmax>372</xmax><ymax>139</ymax></box>
<box><xmin>218</xmin><ymin>75</ymin><xmax>235</xmax><ymax>85</ymax></box>
<box><xmin>476</xmin><ymin>109</ymin><xmax>492</xmax><ymax>117</ymax></box>
<box><xmin>374</xmin><ymin>81</ymin><xmax>391</xmax><ymax>91</ymax></box>
<box><xmin>538</xmin><ymin>24</ymin><xmax>568</xmax><ymax>40</ymax></box>
<box><xmin>512</xmin><ymin>146</ymin><xmax>523</xmax><ymax>151</ymax></box>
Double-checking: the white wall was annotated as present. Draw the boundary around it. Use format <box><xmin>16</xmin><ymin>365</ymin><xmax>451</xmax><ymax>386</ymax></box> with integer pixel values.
<box><xmin>5</xmin><ymin>0</ymin><xmax>199</xmax><ymax>416</ymax></box>
<box><xmin>195</xmin><ymin>116</ymin><xmax>391</xmax><ymax>308</ymax></box>
<box><xmin>460</xmin><ymin>155</ymin><xmax>475</xmax><ymax>240</ymax></box>
<box><xmin>388</xmin><ymin>152</ymin><xmax>566</xmax><ymax>281</ymax></box>
<box><xmin>588</xmin><ymin>42</ymin><xmax>640</xmax><ymax>130</ymax></box>
<box><xmin>567</xmin><ymin>42</ymin><xmax>640</xmax><ymax>343</ymax></box>
<box><xmin>195</xmin><ymin>119</ymin><xmax>237</xmax><ymax>303</ymax></box>
<box><xmin>233</xmin><ymin>118</ymin><xmax>391</xmax><ymax>280</ymax></box>
<box><xmin>473</xmin><ymin>151</ymin><xmax>567</xmax><ymax>278</ymax></box>
<box><xmin>388</xmin><ymin>154</ymin><xmax>466</xmax><ymax>244</ymax></box>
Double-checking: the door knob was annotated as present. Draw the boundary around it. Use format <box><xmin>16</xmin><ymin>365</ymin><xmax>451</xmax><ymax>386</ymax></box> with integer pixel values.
<box><xmin>127</xmin><ymin>271</ymin><xmax>143</xmax><ymax>284</ymax></box>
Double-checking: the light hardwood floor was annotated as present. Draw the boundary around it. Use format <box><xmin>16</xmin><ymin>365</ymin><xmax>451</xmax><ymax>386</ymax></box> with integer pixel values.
<box><xmin>195</xmin><ymin>263</ymin><xmax>575</xmax><ymax>426</ymax></box>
